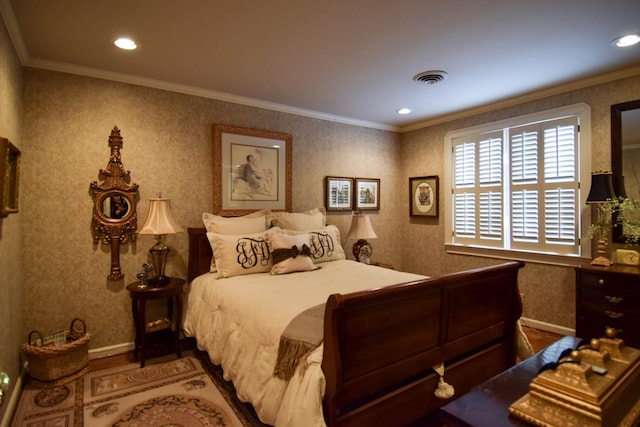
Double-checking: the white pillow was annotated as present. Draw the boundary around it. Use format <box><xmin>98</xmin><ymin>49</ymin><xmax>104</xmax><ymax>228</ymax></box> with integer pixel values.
<box><xmin>202</xmin><ymin>209</ymin><xmax>271</xmax><ymax>234</ymax></box>
<box><xmin>283</xmin><ymin>225</ymin><xmax>346</xmax><ymax>263</ymax></box>
<box><xmin>207</xmin><ymin>228</ymin><xmax>281</xmax><ymax>278</ymax></box>
<box><xmin>268</xmin><ymin>233</ymin><xmax>319</xmax><ymax>275</ymax></box>
<box><xmin>202</xmin><ymin>210</ymin><xmax>271</xmax><ymax>272</ymax></box>
<box><xmin>269</xmin><ymin>207</ymin><xmax>326</xmax><ymax>231</ymax></box>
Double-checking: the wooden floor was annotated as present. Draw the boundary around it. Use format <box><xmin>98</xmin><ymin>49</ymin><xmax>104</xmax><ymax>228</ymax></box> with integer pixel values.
<box><xmin>521</xmin><ymin>325</ymin><xmax>563</xmax><ymax>354</ymax></box>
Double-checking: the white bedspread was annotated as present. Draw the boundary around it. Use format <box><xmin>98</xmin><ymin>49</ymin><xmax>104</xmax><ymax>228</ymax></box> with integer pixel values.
<box><xmin>182</xmin><ymin>260</ymin><xmax>426</xmax><ymax>426</ymax></box>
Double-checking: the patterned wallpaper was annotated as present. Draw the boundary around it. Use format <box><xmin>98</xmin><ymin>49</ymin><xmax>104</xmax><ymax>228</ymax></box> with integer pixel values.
<box><xmin>12</xmin><ymin>56</ymin><xmax>640</xmax><ymax>352</ymax></box>
<box><xmin>400</xmin><ymin>75</ymin><xmax>640</xmax><ymax>329</ymax></box>
<box><xmin>0</xmin><ymin>17</ymin><xmax>23</xmax><ymax>421</ymax></box>
<box><xmin>20</xmin><ymin>69</ymin><xmax>401</xmax><ymax>349</ymax></box>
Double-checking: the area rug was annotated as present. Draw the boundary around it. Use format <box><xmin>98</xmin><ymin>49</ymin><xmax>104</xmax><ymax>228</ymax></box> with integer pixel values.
<box><xmin>12</xmin><ymin>353</ymin><xmax>257</xmax><ymax>426</ymax></box>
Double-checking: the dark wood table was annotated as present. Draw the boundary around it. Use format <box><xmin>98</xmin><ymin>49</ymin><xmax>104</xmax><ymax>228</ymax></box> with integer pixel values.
<box><xmin>439</xmin><ymin>336</ymin><xmax>581</xmax><ymax>427</ymax></box>
<box><xmin>126</xmin><ymin>277</ymin><xmax>185</xmax><ymax>367</ymax></box>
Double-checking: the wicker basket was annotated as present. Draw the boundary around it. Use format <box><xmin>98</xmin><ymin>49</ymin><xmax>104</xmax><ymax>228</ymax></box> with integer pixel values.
<box><xmin>22</xmin><ymin>318</ymin><xmax>90</xmax><ymax>386</ymax></box>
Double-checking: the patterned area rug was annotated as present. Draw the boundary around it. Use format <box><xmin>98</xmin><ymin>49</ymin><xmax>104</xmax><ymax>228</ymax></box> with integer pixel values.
<box><xmin>12</xmin><ymin>353</ymin><xmax>258</xmax><ymax>426</ymax></box>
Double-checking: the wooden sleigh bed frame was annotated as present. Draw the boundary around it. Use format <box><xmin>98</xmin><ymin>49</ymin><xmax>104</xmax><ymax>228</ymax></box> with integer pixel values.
<box><xmin>187</xmin><ymin>227</ymin><xmax>525</xmax><ymax>427</ymax></box>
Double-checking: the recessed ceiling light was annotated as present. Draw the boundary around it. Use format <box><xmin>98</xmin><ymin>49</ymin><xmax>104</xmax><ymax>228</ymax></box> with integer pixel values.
<box><xmin>612</xmin><ymin>33</ymin><xmax>640</xmax><ymax>48</ymax></box>
<box><xmin>397</xmin><ymin>108</ymin><xmax>411</xmax><ymax>115</ymax></box>
<box><xmin>114</xmin><ymin>37</ymin><xmax>138</xmax><ymax>50</ymax></box>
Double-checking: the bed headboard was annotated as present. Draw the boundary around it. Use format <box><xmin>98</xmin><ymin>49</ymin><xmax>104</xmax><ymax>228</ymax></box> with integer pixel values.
<box><xmin>188</xmin><ymin>227</ymin><xmax>211</xmax><ymax>282</ymax></box>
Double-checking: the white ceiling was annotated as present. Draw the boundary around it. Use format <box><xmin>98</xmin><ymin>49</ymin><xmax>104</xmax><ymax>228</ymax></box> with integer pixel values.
<box><xmin>2</xmin><ymin>0</ymin><xmax>640</xmax><ymax>131</ymax></box>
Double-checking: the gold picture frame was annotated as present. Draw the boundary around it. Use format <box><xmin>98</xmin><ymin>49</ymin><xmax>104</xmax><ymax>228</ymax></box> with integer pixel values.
<box><xmin>0</xmin><ymin>137</ymin><xmax>20</xmax><ymax>217</ymax></box>
<box><xmin>410</xmin><ymin>175</ymin><xmax>438</xmax><ymax>217</ymax></box>
<box><xmin>213</xmin><ymin>124</ymin><xmax>292</xmax><ymax>216</ymax></box>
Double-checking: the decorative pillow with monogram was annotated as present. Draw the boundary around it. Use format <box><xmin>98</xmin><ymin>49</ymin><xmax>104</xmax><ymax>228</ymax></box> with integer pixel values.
<box><xmin>282</xmin><ymin>225</ymin><xmax>346</xmax><ymax>263</ymax></box>
<box><xmin>202</xmin><ymin>210</ymin><xmax>271</xmax><ymax>273</ymax></box>
<box><xmin>207</xmin><ymin>228</ymin><xmax>281</xmax><ymax>278</ymax></box>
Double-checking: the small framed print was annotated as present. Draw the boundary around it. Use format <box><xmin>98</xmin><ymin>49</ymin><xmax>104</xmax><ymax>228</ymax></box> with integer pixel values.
<box><xmin>410</xmin><ymin>176</ymin><xmax>438</xmax><ymax>217</ymax></box>
<box><xmin>325</xmin><ymin>176</ymin><xmax>353</xmax><ymax>211</ymax></box>
<box><xmin>0</xmin><ymin>137</ymin><xmax>20</xmax><ymax>217</ymax></box>
<box><xmin>355</xmin><ymin>178</ymin><xmax>380</xmax><ymax>211</ymax></box>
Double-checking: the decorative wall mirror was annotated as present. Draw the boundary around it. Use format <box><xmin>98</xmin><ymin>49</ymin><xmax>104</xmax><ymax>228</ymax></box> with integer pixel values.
<box><xmin>90</xmin><ymin>126</ymin><xmax>139</xmax><ymax>280</ymax></box>
<box><xmin>611</xmin><ymin>100</ymin><xmax>640</xmax><ymax>244</ymax></box>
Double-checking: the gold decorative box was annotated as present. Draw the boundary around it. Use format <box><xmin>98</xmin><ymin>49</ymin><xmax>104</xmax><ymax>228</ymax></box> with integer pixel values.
<box><xmin>509</xmin><ymin>329</ymin><xmax>640</xmax><ymax>427</ymax></box>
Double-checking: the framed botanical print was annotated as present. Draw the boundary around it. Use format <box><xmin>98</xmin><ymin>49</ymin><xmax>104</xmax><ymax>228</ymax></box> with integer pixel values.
<box><xmin>355</xmin><ymin>178</ymin><xmax>380</xmax><ymax>211</ymax></box>
<box><xmin>325</xmin><ymin>176</ymin><xmax>354</xmax><ymax>211</ymax></box>
<box><xmin>410</xmin><ymin>175</ymin><xmax>438</xmax><ymax>217</ymax></box>
<box><xmin>213</xmin><ymin>124</ymin><xmax>292</xmax><ymax>216</ymax></box>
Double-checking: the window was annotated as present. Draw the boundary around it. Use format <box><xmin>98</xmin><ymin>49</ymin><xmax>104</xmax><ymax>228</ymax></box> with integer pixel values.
<box><xmin>444</xmin><ymin>104</ymin><xmax>591</xmax><ymax>261</ymax></box>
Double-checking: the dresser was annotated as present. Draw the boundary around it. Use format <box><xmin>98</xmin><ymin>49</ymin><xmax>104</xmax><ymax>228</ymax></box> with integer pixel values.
<box><xmin>575</xmin><ymin>264</ymin><xmax>640</xmax><ymax>348</ymax></box>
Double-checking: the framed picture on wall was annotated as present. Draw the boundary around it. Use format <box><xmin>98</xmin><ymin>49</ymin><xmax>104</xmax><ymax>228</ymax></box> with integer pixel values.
<box><xmin>213</xmin><ymin>124</ymin><xmax>292</xmax><ymax>216</ymax></box>
<box><xmin>325</xmin><ymin>176</ymin><xmax>354</xmax><ymax>211</ymax></box>
<box><xmin>355</xmin><ymin>178</ymin><xmax>380</xmax><ymax>211</ymax></box>
<box><xmin>410</xmin><ymin>175</ymin><xmax>438</xmax><ymax>217</ymax></box>
<box><xmin>0</xmin><ymin>137</ymin><xmax>20</xmax><ymax>217</ymax></box>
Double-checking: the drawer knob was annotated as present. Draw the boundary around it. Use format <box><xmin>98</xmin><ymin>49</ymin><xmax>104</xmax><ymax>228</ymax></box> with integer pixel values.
<box><xmin>598</xmin><ymin>279</ymin><xmax>605</xmax><ymax>285</ymax></box>
<box><xmin>605</xmin><ymin>296</ymin><xmax>624</xmax><ymax>304</ymax></box>
<box><xmin>605</xmin><ymin>310</ymin><xmax>624</xmax><ymax>319</ymax></box>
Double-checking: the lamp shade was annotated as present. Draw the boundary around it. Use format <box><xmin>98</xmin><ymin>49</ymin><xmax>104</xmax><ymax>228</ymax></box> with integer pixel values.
<box><xmin>138</xmin><ymin>198</ymin><xmax>183</xmax><ymax>235</ymax></box>
<box><xmin>586</xmin><ymin>171</ymin><xmax>616</xmax><ymax>204</ymax></box>
<box><xmin>346</xmin><ymin>213</ymin><xmax>378</xmax><ymax>240</ymax></box>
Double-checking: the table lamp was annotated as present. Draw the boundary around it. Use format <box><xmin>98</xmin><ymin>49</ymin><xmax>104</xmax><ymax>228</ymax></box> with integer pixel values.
<box><xmin>586</xmin><ymin>170</ymin><xmax>616</xmax><ymax>267</ymax></box>
<box><xmin>346</xmin><ymin>213</ymin><xmax>378</xmax><ymax>263</ymax></box>
<box><xmin>138</xmin><ymin>196</ymin><xmax>183</xmax><ymax>285</ymax></box>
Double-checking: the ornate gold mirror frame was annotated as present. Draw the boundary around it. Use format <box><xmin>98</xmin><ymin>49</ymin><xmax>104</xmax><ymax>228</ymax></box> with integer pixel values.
<box><xmin>90</xmin><ymin>126</ymin><xmax>138</xmax><ymax>280</ymax></box>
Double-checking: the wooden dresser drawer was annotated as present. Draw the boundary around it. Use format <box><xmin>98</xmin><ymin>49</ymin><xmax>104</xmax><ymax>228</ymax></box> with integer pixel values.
<box><xmin>577</xmin><ymin>270</ymin><xmax>640</xmax><ymax>290</ymax></box>
<box><xmin>580</xmin><ymin>285</ymin><xmax>639</xmax><ymax>310</ymax></box>
<box><xmin>575</xmin><ymin>264</ymin><xmax>640</xmax><ymax>349</ymax></box>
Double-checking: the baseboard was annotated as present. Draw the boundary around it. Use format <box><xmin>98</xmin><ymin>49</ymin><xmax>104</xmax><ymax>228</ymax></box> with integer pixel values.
<box><xmin>0</xmin><ymin>371</ymin><xmax>24</xmax><ymax>427</ymax></box>
<box><xmin>88</xmin><ymin>341</ymin><xmax>135</xmax><ymax>360</ymax></box>
<box><xmin>521</xmin><ymin>317</ymin><xmax>575</xmax><ymax>337</ymax></box>
<box><xmin>87</xmin><ymin>337</ymin><xmax>195</xmax><ymax>360</ymax></box>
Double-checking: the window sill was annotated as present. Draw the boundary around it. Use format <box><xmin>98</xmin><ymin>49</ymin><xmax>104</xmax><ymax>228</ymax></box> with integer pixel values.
<box><xmin>445</xmin><ymin>244</ymin><xmax>591</xmax><ymax>267</ymax></box>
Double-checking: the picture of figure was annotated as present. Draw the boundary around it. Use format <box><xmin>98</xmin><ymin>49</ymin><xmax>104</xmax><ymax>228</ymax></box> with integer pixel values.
<box><xmin>240</xmin><ymin>154</ymin><xmax>263</xmax><ymax>193</ymax></box>
<box><xmin>231</xmin><ymin>145</ymin><xmax>278</xmax><ymax>201</ymax></box>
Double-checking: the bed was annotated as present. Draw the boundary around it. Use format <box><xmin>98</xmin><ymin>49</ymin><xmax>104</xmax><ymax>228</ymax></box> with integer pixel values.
<box><xmin>183</xmin><ymin>212</ymin><xmax>526</xmax><ymax>427</ymax></box>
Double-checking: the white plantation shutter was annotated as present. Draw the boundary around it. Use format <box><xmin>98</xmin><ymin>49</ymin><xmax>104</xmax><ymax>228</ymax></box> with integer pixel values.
<box><xmin>479</xmin><ymin>136</ymin><xmax>503</xmax><ymax>241</ymax></box>
<box><xmin>451</xmin><ymin>114</ymin><xmax>581</xmax><ymax>255</ymax></box>
<box><xmin>453</xmin><ymin>141</ymin><xmax>476</xmax><ymax>240</ymax></box>
<box><xmin>541</xmin><ymin>118</ymin><xmax>578</xmax><ymax>252</ymax></box>
<box><xmin>452</xmin><ymin>132</ymin><xmax>503</xmax><ymax>247</ymax></box>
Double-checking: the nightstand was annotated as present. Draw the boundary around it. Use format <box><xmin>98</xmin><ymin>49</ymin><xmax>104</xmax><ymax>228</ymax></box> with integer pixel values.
<box><xmin>575</xmin><ymin>264</ymin><xmax>640</xmax><ymax>348</ymax></box>
<box><xmin>126</xmin><ymin>277</ymin><xmax>185</xmax><ymax>367</ymax></box>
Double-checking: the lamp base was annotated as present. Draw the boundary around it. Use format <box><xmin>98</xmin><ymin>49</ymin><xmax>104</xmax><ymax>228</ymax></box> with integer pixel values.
<box><xmin>149</xmin><ymin>235</ymin><xmax>170</xmax><ymax>286</ymax></box>
<box><xmin>147</xmin><ymin>276</ymin><xmax>170</xmax><ymax>287</ymax></box>
<box><xmin>591</xmin><ymin>238</ymin><xmax>613</xmax><ymax>267</ymax></box>
<box><xmin>352</xmin><ymin>239</ymin><xmax>372</xmax><ymax>264</ymax></box>
<box><xmin>590</xmin><ymin>256</ymin><xmax>613</xmax><ymax>267</ymax></box>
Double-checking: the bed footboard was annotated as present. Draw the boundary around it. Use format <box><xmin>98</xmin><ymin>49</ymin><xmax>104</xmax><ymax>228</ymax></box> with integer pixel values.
<box><xmin>321</xmin><ymin>260</ymin><xmax>525</xmax><ymax>427</ymax></box>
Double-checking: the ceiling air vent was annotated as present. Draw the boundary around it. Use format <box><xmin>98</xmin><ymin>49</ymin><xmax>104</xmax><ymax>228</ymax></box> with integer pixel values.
<box><xmin>413</xmin><ymin>70</ymin><xmax>448</xmax><ymax>85</ymax></box>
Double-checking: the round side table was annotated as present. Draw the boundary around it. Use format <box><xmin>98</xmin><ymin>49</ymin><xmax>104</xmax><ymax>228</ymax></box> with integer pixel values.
<box><xmin>126</xmin><ymin>277</ymin><xmax>186</xmax><ymax>367</ymax></box>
